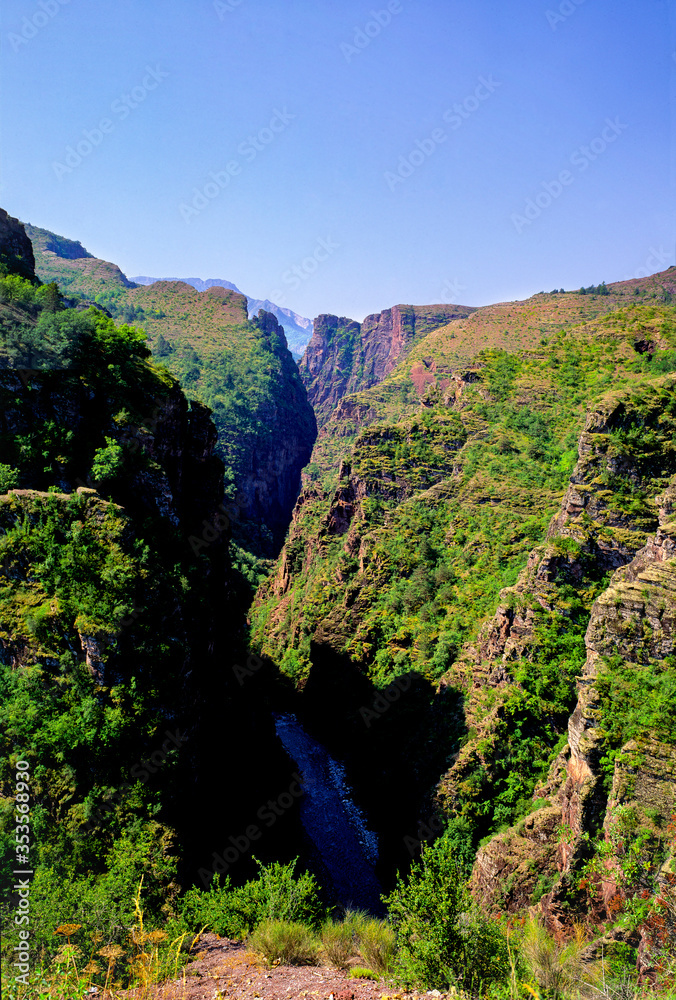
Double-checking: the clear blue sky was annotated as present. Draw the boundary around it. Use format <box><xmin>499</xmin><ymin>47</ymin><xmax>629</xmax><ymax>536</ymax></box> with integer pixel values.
<box><xmin>1</xmin><ymin>0</ymin><xmax>674</xmax><ymax>321</ymax></box>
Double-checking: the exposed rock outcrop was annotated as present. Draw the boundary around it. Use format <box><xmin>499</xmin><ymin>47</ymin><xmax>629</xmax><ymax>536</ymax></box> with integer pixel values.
<box><xmin>0</xmin><ymin>208</ymin><xmax>36</xmax><ymax>280</ymax></box>
<box><xmin>299</xmin><ymin>304</ymin><xmax>475</xmax><ymax>427</ymax></box>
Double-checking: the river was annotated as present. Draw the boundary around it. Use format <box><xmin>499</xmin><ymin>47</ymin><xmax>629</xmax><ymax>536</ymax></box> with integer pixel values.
<box><xmin>273</xmin><ymin>712</ymin><xmax>383</xmax><ymax>913</ymax></box>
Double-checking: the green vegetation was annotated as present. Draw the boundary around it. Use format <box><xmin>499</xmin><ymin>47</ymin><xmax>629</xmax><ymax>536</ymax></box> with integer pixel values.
<box><xmin>385</xmin><ymin>839</ymin><xmax>511</xmax><ymax>992</ymax></box>
<box><xmin>180</xmin><ymin>859</ymin><xmax>326</xmax><ymax>938</ymax></box>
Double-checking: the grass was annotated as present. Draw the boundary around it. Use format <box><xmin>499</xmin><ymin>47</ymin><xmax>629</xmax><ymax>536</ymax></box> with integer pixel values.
<box><xmin>249</xmin><ymin>919</ymin><xmax>319</xmax><ymax>967</ymax></box>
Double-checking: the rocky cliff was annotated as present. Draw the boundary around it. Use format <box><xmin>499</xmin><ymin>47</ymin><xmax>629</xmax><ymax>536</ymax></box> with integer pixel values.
<box><xmin>454</xmin><ymin>378</ymin><xmax>676</xmax><ymax>968</ymax></box>
<box><xmin>0</xmin><ymin>208</ymin><xmax>36</xmax><ymax>280</ymax></box>
<box><xmin>250</xmin><ymin>271</ymin><xmax>676</xmax><ymax>927</ymax></box>
<box><xmin>299</xmin><ymin>303</ymin><xmax>476</xmax><ymax>427</ymax></box>
<box><xmin>24</xmin><ymin>223</ymin><xmax>317</xmax><ymax>560</ymax></box>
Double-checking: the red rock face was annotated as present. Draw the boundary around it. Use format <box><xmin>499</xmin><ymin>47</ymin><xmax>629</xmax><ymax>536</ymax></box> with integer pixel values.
<box><xmin>299</xmin><ymin>303</ymin><xmax>475</xmax><ymax>427</ymax></box>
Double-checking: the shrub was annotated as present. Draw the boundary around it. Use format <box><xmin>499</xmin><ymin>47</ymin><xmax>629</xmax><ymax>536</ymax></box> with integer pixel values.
<box><xmin>0</xmin><ymin>464</ymin><xmax>19</xmax><ymax>493</ymax></box>
<box><xmin>180</xmin><ymin>859</ymin><xmax>326</xmax><ymax>939</ymax></box>
<box><xmin>520</xmin><ymin>918</ymin><xmax>592</xmax><ymax>1000</ymax></box>
<box><xmin>249</xmin><ymin>919</ymin><xmax>319</xmax><ymax>966</ymax></box>
<box><xmin>350</xmin><ymin>966</ymin><xmax>379</xmax><ymax>980</ymax></box>
<box><xmin>91</xmin><ymin>437</ymin><xmax>126</xmax><ymax>485</ymax></box>
<box><xmin>385</xmin><ymin>839</ymin><xmax>510</xmax><ymax>992</ymax></box>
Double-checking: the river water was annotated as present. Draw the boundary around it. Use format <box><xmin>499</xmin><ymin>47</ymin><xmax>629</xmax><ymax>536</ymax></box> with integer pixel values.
<box><xmin>273</xmin><ymin>712</ymin><xmax>383</xmax><ymax>913</ymax></box>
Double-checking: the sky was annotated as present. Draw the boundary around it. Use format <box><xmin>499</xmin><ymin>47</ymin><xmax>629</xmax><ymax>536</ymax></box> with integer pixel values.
<box><xmin>1</xmin><ymin>0</ymin><xmax>675</xmax><ymax>322</ymax></box>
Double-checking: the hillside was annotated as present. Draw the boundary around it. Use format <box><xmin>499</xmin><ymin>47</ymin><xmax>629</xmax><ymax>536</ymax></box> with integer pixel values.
<box><xmin>24</xmin><ymin>224</ymin><xmax>317</xmax><ymax>564</ymax></box>
<box><xmin>249</xmin><ymin>267</ymin><xmax>676</xmax><ymax>971</ymax></box>
<box><xmin>4</xmin><ymin>203</ymin><xmax>676</xmax><ymax>996</ymax></box>
<box><xmin>299</xmin><ymin>303</ymin><xmax>477</xmax><ymax>428</ymax></box>
<box><xmin>132</xmin><ymin>274</ymin><xmax>313</xmax><ymax>358</ymax></box>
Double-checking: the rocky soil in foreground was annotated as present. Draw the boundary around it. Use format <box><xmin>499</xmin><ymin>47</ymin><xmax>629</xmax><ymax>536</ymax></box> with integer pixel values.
<box><xmin>116</xmin><ymin>934</ymin><xmax>451</xmax><ymax>1000</ymax></box>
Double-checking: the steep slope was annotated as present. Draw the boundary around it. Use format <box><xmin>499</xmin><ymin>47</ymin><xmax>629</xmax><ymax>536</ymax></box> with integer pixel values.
<box><xmin>249</xmin><ymin>268</ymin><xmax>676</xmax><ymax>891</ymax></box>
<box><xmin>467</xmin><ymin>422</ymin><xmax>676</xmax><ymax>970</ymax></box>
<box><xmin>0</xmin><ymin>209</ymin><xmax>36</xmax><ymax>280</ymax></box>
<box><xmin>24</xmin><ymin>224</ymin><xmax>316</xmax><ymax>563</ymax></box>
<box><xmin>132</xmin><ymin>275</ymin><xmax>313</xmax><ymax>357</ymax></box>
<box><xmin>298</xmin><ymin>303</ymin><xmax>476</xmax><ymax>427</ymax></box>
<box><xmin>0</xmin><ymin>218</ymin><xmax>304</xmax><ymax>960</ymax></box>
<box><xmin>123</xmin><ymin>281</ymin><xmax>316</xmax><ymax>556</ymax></box>
<box><xmin>24</xmin><ymin>222</ymin><xmax>137</xmax><ymax>296</ymax></box>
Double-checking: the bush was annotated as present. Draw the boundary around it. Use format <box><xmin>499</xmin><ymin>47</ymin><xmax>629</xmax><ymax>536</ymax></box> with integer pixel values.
<box><xmin>321</xmin><ymin>920</ymin><xmax>358</xmax><ymax>970</ymax></box>
<box><xmin>520</xmin><ymin>918</ymin><xmax>592</xmax><ymax>1000</ymax></box>
<box><xmin>350</xmin><ymin>966</ymin><xmax>379</xmax><ymax>980</ymax></box>
<box><xmin>180</xmin><ymin>859</ymin><xmax>326</xmax><ymax>939</ymax></box>
<box><xmin>91</xmin><ymin>437</ymin><xmax>126</xmax><ymax>485</ymax></box>
<box><xmin>249</xmin><ymin>919</ymin><xmax>319</xmax><ymax>966</ymax></box>
<box><xmin>0</xmin><ymin>464</ymin><xmax>19</xmax><ymax>493</ymax></box>
<box><xmin>385</xmin><ymin>839</ymin><xmax>510</xmax><ymax>993</ymax></box>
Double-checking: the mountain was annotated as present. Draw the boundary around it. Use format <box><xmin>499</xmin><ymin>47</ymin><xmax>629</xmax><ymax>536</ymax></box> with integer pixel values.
<box><xmin>24</xmin><ymin>223</ymin><xmax>317</xmax><ymax>566</ymax></box>
<box><xmin>131</xmin><ymin>274</ymin><xmax>314</xmax><ymax>358</ymax></box>
<box><xmin>250</xmin><ymin>266</ymin><xmax>676</xmax><ymax>968</ymax></box>
<box><xmin>299</xmin><ymin>304</ymin><xmax>478</xmax><ymax>428</ymax></box>
<box><xmin>6</xmin><ymin>202</ymin><xmax>676</xmax><ymax>991</ymax></box>
<box><xmin>0</xmin><ymin>211</ymin><xmax>306</xmax><ymax>977</ymax></box>
<box><xmin>24</xmin><ymin>222</ymin><xmax>137</xmax><ymax>294</ymax></box>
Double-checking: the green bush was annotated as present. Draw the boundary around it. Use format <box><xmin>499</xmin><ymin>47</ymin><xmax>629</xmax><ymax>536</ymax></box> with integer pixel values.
<box><xmin>91</xmin><ymin>437</ymin><xmax>126</xmax><ymax>485</ymax></box>
<box><xmin>321</xmin><ymin>920</ymin><xmax>358</xmax><ymax>970</ymax></box>
<box><xmin>249</xmin><ymin>919</ymin><xmax>319</xmax><ymax>967</ymax></box>
<box><xmin>385</xmin><ymin>839</ymin><xmax>510</xmax><ymax>992</ymax></box>
<box><xmin>0</xmin><ymin>464</ymin><xmax>19</xmax><ymax>493</ymax></box>
<box><xmin>180</xmin><ymin>859</ymin><xmax>326</xmax><ymax>939</ymax></box>
<box><xmin>350</xmin><ymin>965</ymin><xmax>379</xmax><ymax>980</ymax></box>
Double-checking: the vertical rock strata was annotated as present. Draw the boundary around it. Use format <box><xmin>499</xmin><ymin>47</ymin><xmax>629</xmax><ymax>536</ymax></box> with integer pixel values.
<box><xmin>299</xmin><ymin>304</ymin><xmax>475</xmax><ymax>427</ymax></box>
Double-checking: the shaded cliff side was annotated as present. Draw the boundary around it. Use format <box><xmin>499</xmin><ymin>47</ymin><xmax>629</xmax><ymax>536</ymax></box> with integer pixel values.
<box><xmin>0</xmin><ymin>216</ymin><xmax>301</xmax><ymax>902</ymax></box>
<box><xmin>0</xmin><ymin>208</ymin><xmax>36</xmax><ymax>280</ymax></box>
<box><xmin>24</xmin><ymin>223</ymin><xmax>316</xmax><ymax>562</ymax></box>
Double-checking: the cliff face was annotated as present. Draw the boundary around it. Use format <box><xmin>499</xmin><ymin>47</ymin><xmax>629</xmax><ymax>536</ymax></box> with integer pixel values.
<box><xmin>461</xmin><ymin>380</ymin><xmax>676</xmax><ymax>964</ymax></box>
<box><xmin>235</xmin><ymin>310</ymin><xmax>317</xmax><ymax>552</ymax></box>
<box><xmin>0</xmin><ymin>208</ymin><xmax>36</xmax><ymax>280</ymax></box>
<box><xmin>24</xmin><ymin>220</ymin><xmax>317</xmax><ymax>559</ymax></box>
<box><xmin>299</xmin><ymin>303</ymin><xmax>475</xmax><ymax>427</ymax></box>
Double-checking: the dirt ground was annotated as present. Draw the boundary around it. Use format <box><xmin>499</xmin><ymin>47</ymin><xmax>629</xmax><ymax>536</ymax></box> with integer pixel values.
<box><xmin>111</xmin><ymin>933</ymin><xmax>455</xmax><ymax>1000</ymax></box>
